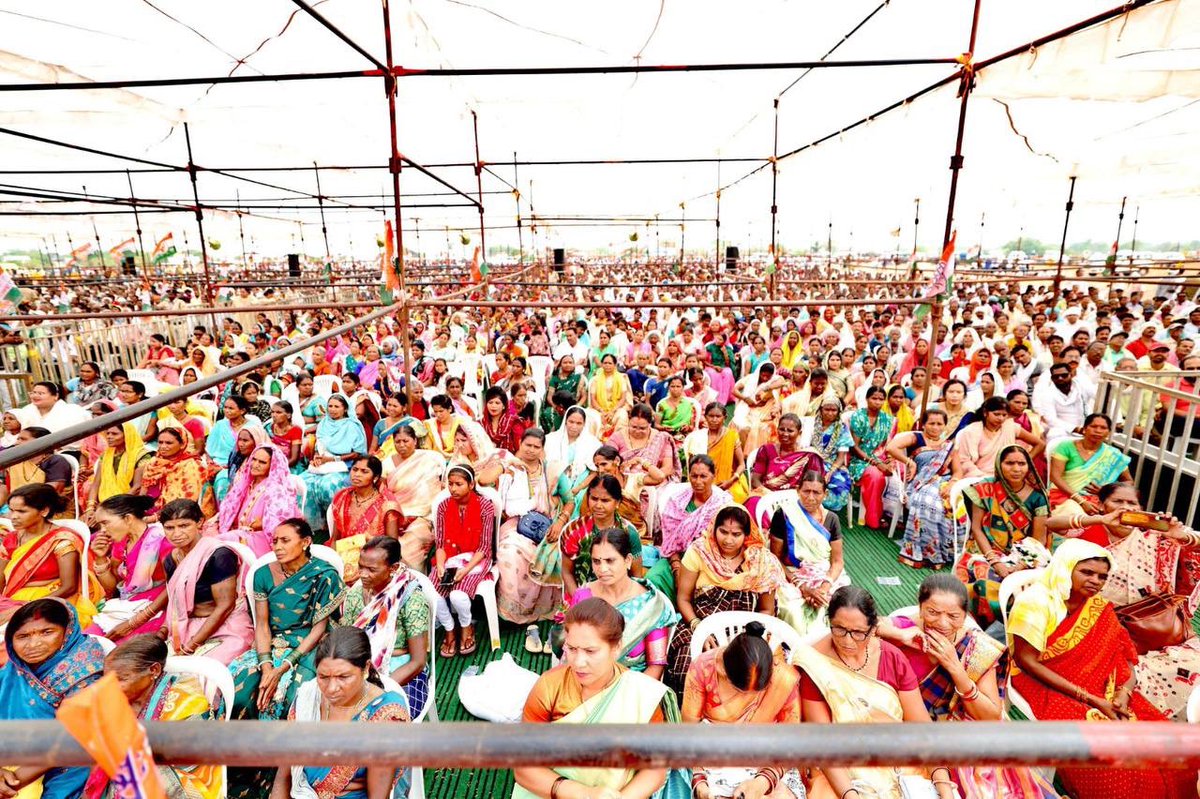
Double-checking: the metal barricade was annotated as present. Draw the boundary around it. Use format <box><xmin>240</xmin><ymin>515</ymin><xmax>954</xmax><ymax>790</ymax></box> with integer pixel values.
<box><xmin>1094</xmin><ymin>370</ymin><xmax>1200</xmax><ymax>526</ymax></box>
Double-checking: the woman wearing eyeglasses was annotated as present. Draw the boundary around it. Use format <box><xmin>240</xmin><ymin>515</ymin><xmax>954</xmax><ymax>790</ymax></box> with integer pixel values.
<box><xmin>793</xmin><ymin>586</ymin><xmax>957</xmax><ymax>799</ymax></box>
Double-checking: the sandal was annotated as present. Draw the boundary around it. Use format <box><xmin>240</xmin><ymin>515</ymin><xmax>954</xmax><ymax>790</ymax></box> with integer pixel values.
<box><xmin>524</xmin><ymin>625</ymin><xmax>543</xmax><ymax>654</ymax></box>
<box><xmin>439</xmin><ymin>630</ymin><xmax>458</xmax><ymax>658</ymax></box>
<box><xmin>459</xmin><ymin>627</ymin><xmax>478</xmax><ymax>656</ymax></box>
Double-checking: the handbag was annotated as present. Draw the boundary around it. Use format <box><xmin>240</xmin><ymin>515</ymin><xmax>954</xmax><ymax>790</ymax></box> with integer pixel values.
<box><xmin>1115</xmin><ymin>591</ymin><xmax>1193</xmax><ymax>655</ymax></box>
<box><xmin>516</xmin><ymin>511</ymin><xmax>553</xmax><ymax>543</ymax></box>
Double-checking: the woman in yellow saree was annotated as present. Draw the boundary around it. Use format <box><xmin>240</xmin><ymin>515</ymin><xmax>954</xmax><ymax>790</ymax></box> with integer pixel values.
<box><xmin>794</xmin><ymin>586</ymin><xmax>957</xmax><ymax>799</ymax></box>
<box><xmin>0</xmin><ymin>484</ymin><xmax>98</xmax><ymax>630</ymax></box>
<box><xmin>682</xmin><ymin>402</ymin><xmax>747</xmax><ymax>502</ymax></box>
<box><xmin>97</xmin><ymin>635</ymin><xmax>223</xmax><ymax>799</ymax></box>
<box><xmin>514</xmin><ymin>597</ymin><xmax>678</xmax><ymax>799</ymax></box>
<box><xmin>588</xmin><ymin>353</ymin><xmax>632</xmax><ymax>438</ymax></box>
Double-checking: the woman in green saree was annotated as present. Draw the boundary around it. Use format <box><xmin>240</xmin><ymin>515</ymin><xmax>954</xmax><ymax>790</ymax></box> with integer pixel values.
<box><xmin>515</xmin><ymin>597</ymin><xmax>681</xmax><ymax>799</ymax></box>
<box><xmin>541</xmin><ymin>354</ymin><xmax>586</xmax><ymax>431</ymax></box>
<box><xmin>655</xmin><ymin>375</ymin><xmax>696</xmax><ymax>443</ymax></box>
<box><xmin>566</xmin><ymin>528</ymin><xmax>678</xmax><ymax>680</ymax></box>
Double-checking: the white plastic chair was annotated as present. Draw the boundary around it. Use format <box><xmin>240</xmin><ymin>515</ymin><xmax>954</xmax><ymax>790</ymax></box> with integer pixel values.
<box><xmin>56</xmin><ymin>518</ymin><xmax>92</xmax><ymax>603</ymax></box>
<box><xmin>59</xmin><ymin>453</ymin><xmax>81</xmax><ymax>517</ymax></box>
<box><xmin>1187</xmin><ymin>682</ymin><xmax>1200</xmax><ymax>723</ymax></box>
<box><xmin>407</xmin><ymin>568</ymin><xmax>441</xmax><ymax>723</ymax></box>
<box><xmin>313</xmin><ymin>374</ymin><xmax>342</xmax><ymax>398</ymax></box>
<box><xmin>690</xmin><ymin>611</ymin><xmax>806</xmax><ymax>660</ymax></box>
<box><xmin>948</xmin><ymin>476</ymin><xmax>986</xmax><ymax>563</ymax></box>
<box><xmin>289</xmin><ymin>474</ymin><xmax>308</xmax><ymax>517</ymax></box>
<box><xmin>91</xmin><ymin>634</ymin><xmax>116</xmax><ymax>654</ymax></box>
<box><xmin>430</xmin><ymin>485</ymin><xmax>503</xmax><ymax>651</ymax></box>
<box><xmin>528</xmin><ymin>355</ymin><xmax>554</xmax><ymax>383</ymax></box>
<box><xmin>126</xmin><ymin>368</ymin><xmax>158</xmax><ymax>387</ymax></box>
<box><xmin>998</xmin><ymin>567</ymin><xmax>1045</xmax><ymax>720</ymax></box>
<box><xmin>165</xmin><ymin>655</ymin><xmax>236</xmax><ymax>720</ymax></box>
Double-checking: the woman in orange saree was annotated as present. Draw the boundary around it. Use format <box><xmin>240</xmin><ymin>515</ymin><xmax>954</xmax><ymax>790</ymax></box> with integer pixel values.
<box><xmin>1009</xmin><ymin>539</ymin><xmax>1197</xmax><ymax>799</ymax></box>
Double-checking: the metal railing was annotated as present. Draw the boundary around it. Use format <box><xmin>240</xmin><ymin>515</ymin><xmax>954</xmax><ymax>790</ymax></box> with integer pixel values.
<box><xmin>1094</xmin><ymin>370</ymin><xmax>1200</xmax><ymax>526</ymax></box>
<box><xmin>2</xmin><ymin>721</ymin><xmax>1199</xmax><ymax>770</ymax></box>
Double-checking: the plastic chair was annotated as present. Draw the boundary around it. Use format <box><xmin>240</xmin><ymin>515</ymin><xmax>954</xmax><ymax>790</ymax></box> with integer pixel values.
<box><xmin>407</xmin><ymin>568</ymin><xmax>441</xmax><ymax>723</ymax></box>
<box><xmin>998</xmin><ymin>568</ymin><xmax>1045</xmax><ymax>719</ymax></box>
<box><xmin>430</xmin><ymin>485</ymin><xmax>503</xmax><ymax>651</ymax></box>
<box><xmin>690</xmin><ymin>611</ymin><xmax>805</xmax><ymax>660</ymax></box>
<box><xmin>126</xmin><ymin>368</ymin><xmax>158</xmax><ymax>387</ymax></box>
<box><xmin>165</xmin><ymin>655</ymin><xmax>236</xmax><ymax>720</ymax></box>
<box><xmin>948</xmin><ymin>476</ymin><xmax>986</xmax><ymax>563</ymax></box>
<box><xmin>56</xmin><ymin>518</ymin><xmax>92</xmax><ymax>602</ymax></box>
<box><xmin>1187</xmin><ymin>682</ymin><xmax>1200</xmax><ymax>723</ymax></box>
<box><xmin>289</xmin><ymin>474</ymin><xmax>308</xmax><ymax>518</ymax></box>
<box><xmin>59</xmin><ymin>453</ymin><xmax>81</xmax><ymax>518</ymax></box>
<box><xmin>91</xmin><ymin>634</ymin><xmax>116</xmax><ymax>654</ymax></box>
<box><xmin>313</xmin><ymin>374</ymin><xmax>342</xmax><ymax>398</ymax></box>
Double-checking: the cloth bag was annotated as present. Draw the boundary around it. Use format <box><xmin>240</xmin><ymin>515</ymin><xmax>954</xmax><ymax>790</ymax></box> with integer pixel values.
<box><xmin>457</xmin><ymin>652</ymin><xmax>539</xmax><ymax>722</ymax></box>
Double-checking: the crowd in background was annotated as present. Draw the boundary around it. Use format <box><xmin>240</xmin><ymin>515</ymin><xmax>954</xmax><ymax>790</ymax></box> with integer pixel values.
<box><xmin>0</xmin><ymin>258</ymin><xmax>1199</xmax><ymax>799</ymax></box>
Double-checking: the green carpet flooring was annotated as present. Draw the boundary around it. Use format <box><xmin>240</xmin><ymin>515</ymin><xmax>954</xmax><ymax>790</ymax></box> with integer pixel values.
<box><xmin>423</xmin><ymin>524</ymin><xmax>927</xmax><ymax>799</ymax></box>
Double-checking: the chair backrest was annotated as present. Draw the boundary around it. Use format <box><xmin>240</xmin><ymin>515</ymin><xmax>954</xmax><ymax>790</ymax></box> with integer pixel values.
<box><xmin>90</xmin><ymin>634</ymin><xmax>116</xmax><ymax>654</ymax></box>
<box><xmin>432</xmin><ymin>486</ymin><xmax>503</xmax><ymax>559</ymax></box>
<box><xmin>948</xmin><ymin>476</ymin><xmax>986</xmax><ymax>562</ymax></box>
<box><xmin>313</xmin><ymin>374</ymin><xmax>342</xmax><ymax>398</ymax></box>
<box><xmin>59</xmin><ymin>453</ymin><xmax>81</xmax><ymax>516</ymax></box>
<box><xmin>289</xmin><ymin>474</ymin><xmax>308</xmax><ymax>515</ymax></box>
<box><xmin>126</xmin><ymin>368</ymin><xmax>158</xmax><ymax>387</ymax></box>
<box><xmin>56</xmin><ymin>518</ymin><xmax>91</xmax><ymax>599</ymax></box>
<box><xmin>999</xmin><ymin>567</ymin><xmax>1045</xmax><ymax>627</ymax></box>
<box><xmin>690</xmin><ymin>611</ymin><xmax>805</xmax><ymax>660</ymax></box>
<box><xmin>164</xmin><ymin>655</ymin><xmax>236</xmax><ymax>720</ymax></box>
<box><xmin>528</xmin><ymin>355</ymin><xmax>554</xmax><ymax>383</ymax></box>
<box><xmin>1187</xmin><ymin>682</ymin><xmax>1200</xmax><ymax>724</ymax></box>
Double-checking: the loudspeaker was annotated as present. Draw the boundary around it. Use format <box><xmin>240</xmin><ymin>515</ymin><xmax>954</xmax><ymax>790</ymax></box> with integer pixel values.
<box><xmin>121</xmin><ymin>255</ymin><xmax>136</xmax><ymax>276</ymax></box>
<box><xmin>725</xmin><ymin>246</ymin><xmax>739</xmax><ymax>271</ymax></box>
<box><xmin>553</xmin><ymin>248</ymin><xmax>565</xmax><ymax>273</ymax></box>
<box><xmin>287</xmin><ymin>253</ymin><xmax>300</xmax><ymax>279</ymax></box>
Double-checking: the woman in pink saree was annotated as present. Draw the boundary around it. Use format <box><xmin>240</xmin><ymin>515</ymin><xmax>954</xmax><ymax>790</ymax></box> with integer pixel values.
<box><xmin>212</xmin><ymin>443</ymin><xmax>300</xmax><ymax>556</ymax></box>
<box><xmin>160</xmin><ymin>499</ymin><xmax>255</xmax><ymax>664</ymax></box>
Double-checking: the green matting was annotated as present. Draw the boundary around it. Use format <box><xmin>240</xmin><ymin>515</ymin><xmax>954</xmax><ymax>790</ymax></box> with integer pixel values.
<box><xmin>424</xmin><ymin>524</ymin><xmax>926</xmax><ymax>799</ymax></box>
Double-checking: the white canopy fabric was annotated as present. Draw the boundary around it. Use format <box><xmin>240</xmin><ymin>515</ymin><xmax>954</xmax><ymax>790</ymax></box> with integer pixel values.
<box><xmin>0</xmin><ymin>0</ymin><xmax>1195</xmax><ymax>261</ymax></box>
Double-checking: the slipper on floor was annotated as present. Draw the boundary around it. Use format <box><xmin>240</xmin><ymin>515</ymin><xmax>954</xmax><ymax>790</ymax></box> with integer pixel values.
<box><xmin>524</xmin><ymin>625</ymin><xmax>543</xmax><ymax>654</ymax></box>
<box><xmin>459</xmin><ymin>632</ymin><xmax>478</xmax><ymax>656</ymax></box>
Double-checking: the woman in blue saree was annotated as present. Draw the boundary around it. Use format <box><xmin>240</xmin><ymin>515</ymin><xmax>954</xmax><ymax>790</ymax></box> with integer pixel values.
<box><xmin>300</xmin><ymin>394</ymin><xmax>368</xmax><ymax>540</ymax></box>
<box><xmin>0</xmin><ymin>598</ymin><xmax>105</xmax><ymax>799</ymax></box>
<box><xmin>276</xmin><ymin>628</ymin><xmax>411</xmax><ymax>799</ymax></box>
<box><xmin>206</xmin><ymin>396</ymin><xmax>265</xmax><ymax>502</ymax></box>
<box><xmin>892</xmin><ymin>409</ymin><xmax>958</xmax><ymax>570</ymax></box>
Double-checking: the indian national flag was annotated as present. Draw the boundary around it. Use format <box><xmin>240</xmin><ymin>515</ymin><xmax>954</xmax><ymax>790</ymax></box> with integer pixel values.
<box><xmin>469</xmin><ymin>245</ymin><xmax>488</xmax><ymax>283</ymax></box>
<box><xmin>109</xmin><ymin>237</ymin><xmax>136</xmax><ymax>259</ymax></box>
<box><xmin>151</xmin><ymin>232</ymin><xmax>176</xmax><ymax>265</ymax></box>
<box><xmin>380</xmin><ymin>221</ymin><xmax>398</xmax><ymax>304</ymax></box>
<box><xmin>1104</xmin><ymin>239</ymin><xmax>1118</xmax><ymax>271</ymax></box>
<box><xmin>66</xmin><ymin>242</ymin><xmax>93</xmax><ymax>267</ymax></box>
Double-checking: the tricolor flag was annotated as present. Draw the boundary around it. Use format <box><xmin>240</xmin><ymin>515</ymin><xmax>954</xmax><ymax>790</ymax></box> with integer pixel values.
<box><xmin>108</xmin><ymin>237</ymin><xmax>136</xmax><ymax>258</ymax></box>
<box><xmin>914</xmin><ymin>232</ymin><xmax>957</xmax><ymax>320</ymax></box>
<box><xmin>151</xmin><ymin>233</ymin><xmax>176</xmax><ymax>265</ymax></box>
<box><xmin>66</xmin><ymin>242</ymin><xmax>93</xmax><ymax>267</ymax></box>
<box><xmin>469</xmin><ymin>245</ymin><xmax>488</xmax><ymax>283</ymax></box>
<box><xmin>1104</xmin><ymin>239</ymin><xmax>1118</xmax><ymax>271</ymax></box>
<box><xmin>0</xmin><ymin>268</ymin><xmax>23</xmax><ymax>310</ymax></box>
<box><xmin>56</xmin><ymin>673</ymin><xmax>166</xmax><ymax>799</ymax></box>
<box><xmin>380</xmin><ymin>220</ymin><xmax>398</xmax><ymax>304</ymax></box>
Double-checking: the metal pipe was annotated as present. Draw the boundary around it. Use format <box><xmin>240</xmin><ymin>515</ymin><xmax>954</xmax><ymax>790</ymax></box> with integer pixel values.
<box><xmin>1053</xmin><ymin>175</ymin><xmax>1078</xmax><ymax>298</ymax></box>
<box><xmin>471</xmin><ymin>111</ymin><xmax>487</xmax><ymax>267</ymax></box>
<box><xmin>2</xmin><ymin>720</ymin><xmax>1200</xmax><ymax>770</ymax></box>
<box><xmin>288</xmin><ymin>0</ymin><xmax>389</xmax><ymax>72</ymax></box>
<box><xmin>124</xmin><ymin>170</ymin><xmax>149</xmax><ymax>277</ymax></box>
<box><xmin>420</xmin><ymin>298</ymin><xmax>927</xmax><ymax>310</ymax></box>
<box><xmin>391</xmin><ymin>57</ymin><xmax>963</xmax><ymax>78</ymax></box>
<box><xmin>769</xmin><ymin>98</ymin><xmax>780</xmax><ymax>297</ymax></box>
<box><xmin>921</xmin><ymin>0</ymin><xmax>981</xmax><ymax>423</ymax></box>
<box><xmin>182</xmin><ymin>123</ymin><xmax>214</xmax><ymax>307</ymax></box>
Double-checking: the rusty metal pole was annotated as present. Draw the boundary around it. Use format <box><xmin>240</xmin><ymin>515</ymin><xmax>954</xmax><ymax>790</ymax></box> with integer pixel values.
<box><xmin>381</xmin><ymin>0</ymin><xmax>413</xmax><ymax>407</ymax></box>
<box><xmin>920</xmin><ymin>0</ymin><xmax>982</xmax><ymax>422</ymax></box>
<box><xmin>182</xmin><ymin>123</ymin><xmax>219</xmax><ymax>336</ymax></box>
<box><xmin>768</xmin><ymin>98</ymin><xmax>780</xmax><ymax>300</ymax></box>
<box><xmin>514</xmin><ymin>151</ymin><xmax>524</xmax><ymax>267</ymax></box>
<box><xmin>313</xmin><ymin>163</ymin><xmax>336</xmax><ymax>306</ymax></box>
<box><xmin>125</xmin><ymin>170</ymin><xmax>149</xmax><ymax>279</ymax></box>
<box><xmin>471</xmin><ymin>111</ymin><xmax>487</xmax><ymax>272</ymax></box>
<box><xmin>1052</xmin><ymin>175</ymin><xmax>1078</xmax><ymax>300</ymax></box>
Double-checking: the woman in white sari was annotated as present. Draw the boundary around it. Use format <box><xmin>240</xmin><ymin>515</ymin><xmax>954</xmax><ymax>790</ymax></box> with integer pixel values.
<box><xmin>543</xmin><ymin>406</ymin><xmax>603</xmax><ymax>504</ymax></box>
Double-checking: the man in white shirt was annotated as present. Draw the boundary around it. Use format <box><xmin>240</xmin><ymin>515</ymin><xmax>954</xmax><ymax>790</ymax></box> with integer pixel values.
<box><xmin>1077</xmin><ymin>341</ymin><xmax>1107</xmax><ymax>387</ymax></box>
<box><xmin>552</xmin><ymin>326</ymin><xmax>590</xmax><ymax>367</ymax></box>
<box><xmin>1033</xmin><ymin>362</ymin><xmax>1091</xmax><ymax>438</ymax></box>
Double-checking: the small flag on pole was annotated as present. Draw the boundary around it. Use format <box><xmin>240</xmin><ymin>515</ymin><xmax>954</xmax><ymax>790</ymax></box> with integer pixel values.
<box><xmin>56</xmin><ymin>673</ymin><xmax>166</xmax><ymax>799</ymax></box>
<box><xmin>150</xmin><ymin>233</ymin><xmax>176</xmax><ymax>265</ymax></box>
<box><xmin>381</xmin><ymin>221</ymin><xmax>398</xmax><ymax>304</ymax></box>
<box><xmin>469</xmin><ymin>246</ymin><xmax>488</xmax><ymax>283</ymax></box>
<box><xmin>914</xmin><ymin>232</ymin><xmax>957</xmax><ymax>320</ymax></box>
<box><xmin>1105</xmin><ymin>239</ymin><xmax>1118</xmax><ymax>271</ymax></box>
<box><xmin>108</xmin><ymin>238</ymin><xmax>136</xmax><ymax>258</ymax></box>
<box><xmin>66</xmin><ymin>242</ymin><xmax>93</xmax><ymax>268</ymax></box>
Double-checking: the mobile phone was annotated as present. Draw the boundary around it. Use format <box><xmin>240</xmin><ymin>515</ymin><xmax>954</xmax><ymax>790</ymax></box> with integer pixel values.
<box><xmin>1119</xmin><ymin>511</ymin><xmax>1171</xmax><ymax>532</ymax></box>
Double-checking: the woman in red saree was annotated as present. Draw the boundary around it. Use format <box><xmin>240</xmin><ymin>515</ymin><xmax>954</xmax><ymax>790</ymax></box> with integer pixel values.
<box><xmin>1009</xmin><ymin>539</ymin><xmax>1197</xmax><ymax>799</ymax></box>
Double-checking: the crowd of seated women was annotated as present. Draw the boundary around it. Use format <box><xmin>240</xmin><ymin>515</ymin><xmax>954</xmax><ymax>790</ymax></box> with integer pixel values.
<box><xmin>1</xmin><ymin>286</ymin><xmax>1199</xmax><ymax>799</ymax></box>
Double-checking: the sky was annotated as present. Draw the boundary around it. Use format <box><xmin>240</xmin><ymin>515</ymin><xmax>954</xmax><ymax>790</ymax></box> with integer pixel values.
<box><xmin>0</xmin><ymin>0</ymin><xmax>1197</xmax><ymax>263</ymax></box>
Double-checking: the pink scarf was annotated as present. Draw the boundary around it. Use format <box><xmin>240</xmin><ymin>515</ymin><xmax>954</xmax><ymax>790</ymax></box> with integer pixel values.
<box><xmin>657</xmin><ymin>483</ymin><xmax>732</xmax><ymax>558</ymax></box>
